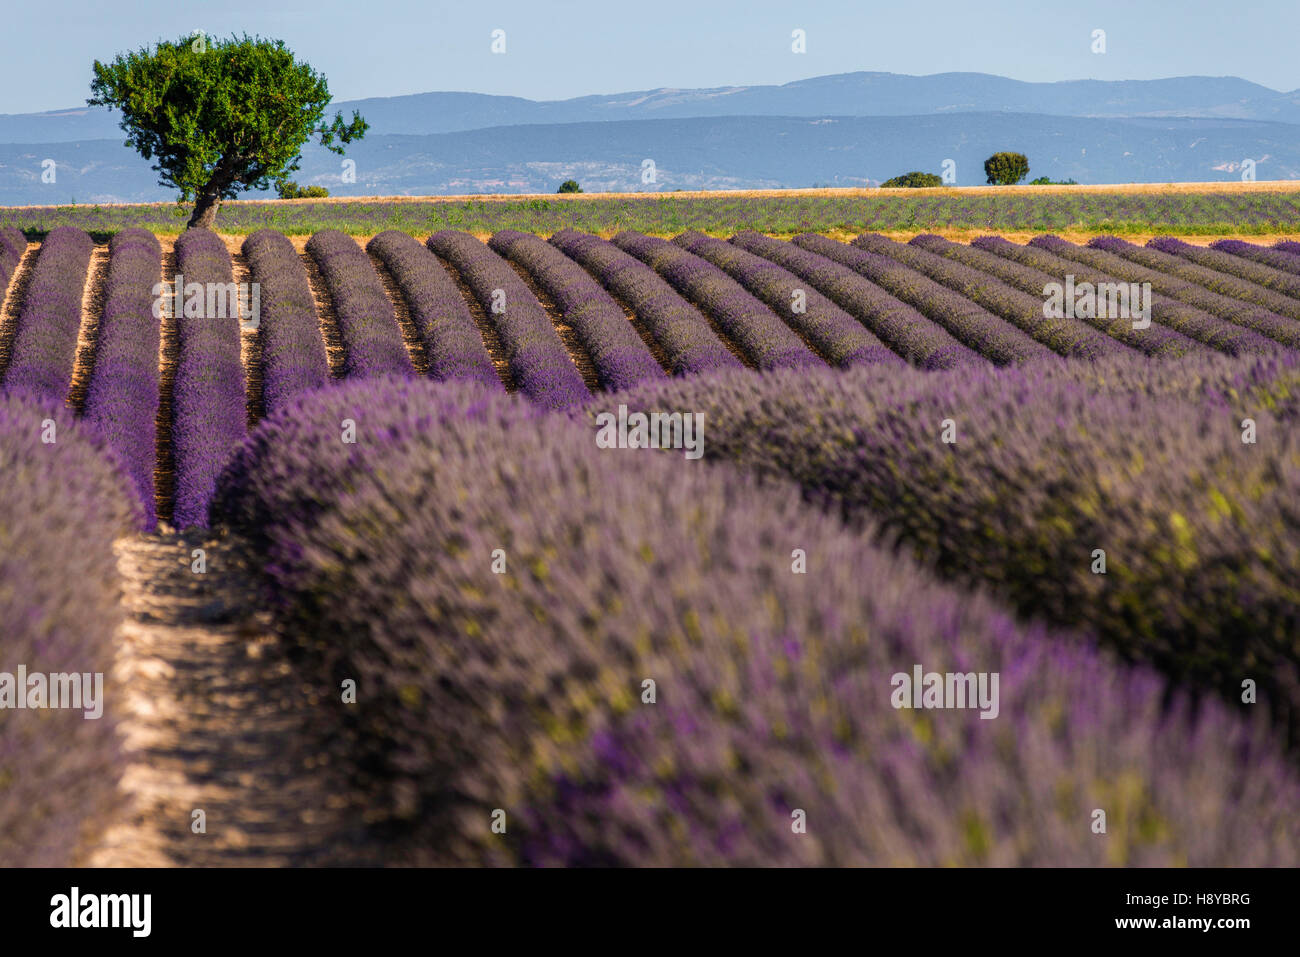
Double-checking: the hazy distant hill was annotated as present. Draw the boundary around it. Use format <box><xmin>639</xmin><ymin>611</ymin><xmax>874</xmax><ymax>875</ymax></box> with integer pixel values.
<box><xmin>4</xmin><ymin>72</ymin><xmax>1300</xmax><ymax>144</ymax></box>
<box><xmin>4</xmin><ymin>113</ymin><xmax>1296</xmax><ymax>205</ymax></box>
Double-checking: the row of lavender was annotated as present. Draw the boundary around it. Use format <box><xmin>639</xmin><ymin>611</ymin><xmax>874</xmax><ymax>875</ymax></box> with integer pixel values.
<box><xmin>0</xmin><ymin>395</ymin><xmax>141</xmax><ymax>866</ymax></box>
<box><xmin>209</xmin><ymin>371</ymin><xmax>1300</xmax><ymax>865</ymax></box>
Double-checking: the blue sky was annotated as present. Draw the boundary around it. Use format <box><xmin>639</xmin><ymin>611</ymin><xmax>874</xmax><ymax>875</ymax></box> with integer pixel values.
<box><xmin>1</xmin><ymin>0</ymin><xmax>1294</xmax><ymax>114</ymax></box>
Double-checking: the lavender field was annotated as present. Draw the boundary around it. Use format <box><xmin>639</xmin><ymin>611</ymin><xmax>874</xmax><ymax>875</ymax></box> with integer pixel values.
<box><xmin>2</xmin><ymin>225</ymin><xmax>1299</xmax><ymax>867</ymax></box>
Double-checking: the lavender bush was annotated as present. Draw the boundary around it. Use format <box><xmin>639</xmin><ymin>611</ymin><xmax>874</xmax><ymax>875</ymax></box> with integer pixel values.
<box><xmin>305</xmin><ymin>230</ymin><xmax>413</xmax><ymax>380</ymax></box>
<box><xmin>171</xmin><ymin>228</ymin><xmax>247</xmax><ymax>529</ymax></box>
<box><xmin>488</xmin><ymin>229</ymin><xmax>663</xmax><ymax>391</ymax></box>
<box><xmin>1151</xmin><ymin>236</ymin><xmax>1300</xmax><ymax>301</ymax></box>
<box><xmin>856</xmin><ymin>234</ymin><xmax>1143</xmax><ymax>359</ymax></box>
<box><xmin>791</xmin><ymin>233</ymin><xmax>1053</xmax><ymax>365</ymax></box>
<box><xmin>428</xmin><ymin>230</ymin><xmax>590</xmax><ymax>410</ymax></box>
<box><xmin>611</xmin><ymin>230</ymin><xmax>823</xmax><ymax>370</ymax></box>
<box><xmin>905</xmin><ymin>234</ymin><xmax>1204</xmax><ymax>358</ymax></box>
<box><xmin>672</xmin><ymin>231</ymin><xmax>903</xmax><ymax>368</ymax></box>
<box><xmin>730</xmin><ymin>231</ymin><xmax>980</xmax><ymax>370</ymax></box>
<box><xmin>0</xmin><ymin>392</ymin><xmax>139</xmax><ymax>866</ymax></box>
<box><xmin>212</xmin><ymin>376</ymin><xmax>1300</xmax><ymax>866</ymax></box>
<box><xmin>973</xmin><ymin>235</ymin><xmax>1278</xmax><ymax>356</ymax></box>
<box><xmin>2</xmin><ymin>226</ymin><xmax>93</xmax><ymax>401</ymax></box>
<box><xmin>366</xmin><ymin>230</ymin><xmax>501</xmax><ymax>390</ymax></box>
<box><xmin>547</xmin><ymin>228</ymin><xmax>741</xmax><ymax>376</ymax></box>
<box><xmin>600</xmin><ymin>356</ymin><xmax>1300</xmax><ymax>741</ymax></box>
<box><xmin>242</xmin><ymin>229</ymin><xmax>330</xmax><ymax>413</ymax></box>
<box><xmin>1031</xmin><ymin>235</ymin><xmax>1300</xmax><ymax>350</ymax></box>
<box><xmin>82</xmin><ymin>228</ymin><xmax>161</xmax><ymax>529</ymax></box>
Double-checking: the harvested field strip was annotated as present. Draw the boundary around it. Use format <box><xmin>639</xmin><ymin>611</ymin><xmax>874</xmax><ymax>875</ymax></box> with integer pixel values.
<box><xmin>433</xmin><ymin>249</ymin><xmax>517</xmax><ymax>392</ymax></box>
<box><xmin>68</xmin><ymin>242</ymin><xmax>111</xmax><ymax>411</ymax></box>
<box><xmin>85</xmin><ymin>533</ymin><xmax>377</xmax><ymax>867</ymax></box>
<box><xmin>154</xmin><ymin>238</ymin><xmax>179</xmax><ymax>525</ymax></box>
<box><xmin>299</xmin><ymin>249</ymin><xmax>346</xmax><ymax>378</ymax></box>
<box><xmin>231</xmin><ymin>249</ymin><xmax>263</xmax><ymax>429</ymax></box>
<box><xmin>0</xmin><ymin>244</ymin><xmax>42</xmax><ymax>379</ymax></box>
<box><xmin>367</xmin><ymin>248</ymin><xmax>430</xmax><ymax>376</ymax></box>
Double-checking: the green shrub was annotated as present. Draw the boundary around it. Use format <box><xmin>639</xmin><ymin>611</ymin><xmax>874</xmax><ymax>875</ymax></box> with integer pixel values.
<box><xmin>880</xmin><ymin>171</ymin><xmax>943</xmax><ymax>188</ymax></box>
<box><xmin>276</xmin><ymin>180</ymin><xmax>330</xmax><ymax>199</ymax></box>
<box><xmin>984</xmin><ymin>152</ymin><xmax>1030</xmax><ymax>185</ymax></box>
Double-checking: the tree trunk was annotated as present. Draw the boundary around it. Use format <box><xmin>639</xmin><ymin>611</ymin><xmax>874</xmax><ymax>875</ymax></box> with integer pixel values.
<box><xmin>187</xmin><ymin>191</ymin><xmax>222</xmax><ymax>230</ymax></box>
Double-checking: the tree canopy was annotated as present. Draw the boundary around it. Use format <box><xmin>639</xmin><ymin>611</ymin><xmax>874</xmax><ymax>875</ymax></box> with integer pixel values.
<box><xmin>89</xmin><ymin>34</ymin><xmax>367</xmax><ymax>228</ymax></box>
<box><xmin>984</xmin><ymin>152</ymin><xmax>1030</xmax><ymax>186</ymax></box>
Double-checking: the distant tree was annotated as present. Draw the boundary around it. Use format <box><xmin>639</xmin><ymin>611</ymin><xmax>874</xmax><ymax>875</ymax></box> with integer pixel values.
<box><xmin>880</xmin><ymin>171</ymin><xmax>944</xmax><ymax>188</ymax></box>
<box><xmin>984</xmin><ymin>152</ymin><xmax>1030</xmax><ymax>186</ymax></box>
<box><xmin>1029</xmin><ymin>176</ymin><xmax>1079</xmax><ymax>186</ymax></box>
<box><xmin>88</xmin><ymin>34</ymin><xmax>367</xmax><ymax>229</ymax></box>
<box><xmin>557</xmin><ymin>180</ymin><xmax>583</xmax><ymax>193</ymax></box>
<box><xmin>277</xmin><ymin>180</ymin><xmax>330</xmax><ymax>199</ymax></box>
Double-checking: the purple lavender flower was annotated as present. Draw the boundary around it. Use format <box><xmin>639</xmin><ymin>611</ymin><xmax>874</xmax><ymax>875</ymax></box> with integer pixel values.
<box><xmin>975</xmin><ymin>235</ymin><xmax>1279</xmax><ymax>356</ymax></box>
<box><xmin>242</xmin><ymin>229</ymin><xmax>330</xmax><ymax>413</ymax></box>
<box><xmin>82</xmin><ymin>228</ymin><xmax>161</xmax><ymax>529</ymax></box>
<box><xmin>427</xmin><ymin>230</ymin><xmax>590</xmax><ymax>410</ymax></box>
<box><xmin>489</xmin><ymin>229</ymin><xmax>664</xmax><ymax>391</ymax></box>
<box><xmin>673</xmin><ymin>230</ymin><xmax>903</xmax><ymax>368</ymax></box>
<box><xmin>2</xmin><ymin>226</ymin><xmax>93</xmax><ymax>401</ymax></box>
<box><xmin>729</xmin><ymin>231</ymin><xmax>981</xmax><ymax>370</ymax></box>
<box><xmin>548</xmin><ymin>228</ymin><xmax>743</xmax><ymax>376</ymax></box>
<box><xmin>171</xmin><ymin>228</ymin><xmax>248</xmax><ymax>529</ymax></box>
<box><xmin>305</xmin><ymin>230</ymin><xmax>413</xmax><ymax>380</ymax></box>
<box><xmin>368</xmin><ymin>230</ymin><xmax>502</xmax><ymax>390</ymax></box>
<box><xmin>611</xmin><ymin>230</ymin><xmax>823</xmax><ymax>370</ymax></box>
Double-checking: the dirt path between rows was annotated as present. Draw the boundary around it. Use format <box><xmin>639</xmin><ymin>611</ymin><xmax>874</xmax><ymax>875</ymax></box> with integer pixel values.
<box><xmin>85</xmin><ymin>533</ymin><xmax>377</xmax><ymax>867</ymax></box>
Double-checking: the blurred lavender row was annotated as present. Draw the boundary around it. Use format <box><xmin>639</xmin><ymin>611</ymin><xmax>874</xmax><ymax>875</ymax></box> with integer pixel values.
<box><xmin>972</xmin><ymin>235</ymin><xmax>1278</xmax><ymax>356</ymax></box>
<box><xmin>428</xmin><ymin>229</ymin><xmax>589</xmax><ymax>410</ymax></box>
<box><xmin>673</xmin><ymin>230</ymin><xmax>903</xmax><ymax>369</ymax></box>
<box><xmin>730</xmin><ymin>230</ymin><xmax>980</xmax><ymax>370</ymax></box>
<box><xmin>367</xmin><ymin>230</ymin><xmax>501</xmax><ymax>390</ymax></box>
<box><xmin>0</xmin><ymin>394</ymin><xmax>139</xmax><ymax>866</ymax></box>
<box><xmin>604</xmin><ymin>352</ymin><xmax>1300</xmax><ymax>740</ymax></box>
<box><xmin>241</xmin><ymin>229</ymin><xmax>330</xmax><ymax>414</ymax></box>
<box><xmin>82</xmin><ymin>228</ymin><xmax>161</xmax><ymax>530</ymax></box>
<box><xmin>612</xmin><ymin>230</ymin><xmax>824</xmax><ymax>371</ymax></box>
<box><xmin>794</xmin><ymin>233</ymin><xmax>1053</xmax><ymax>365</ymax></box>
<box><xmin>306</xmin><ymin>229</ymin><xmax>413</xmax><ymax>380</ymax></box>
<box><xmin>489</xmin><ymin>229</ymin><xmax>663</xmax><ymax>392</ymax></box>
<box><xmin>171</xmin><ymin>228</ymin><xmax>247</xmax><ymax>530</ymax></box>
<box><xmin>548</xmin><ymin>229</ymin><xmax>742</xmax><ymax>377</ymax></box>
<box><xmin>907</xmin><ymin>233</ymin><xmax>1201</xmax><ymax>358</ymax></box>
<box><xmin>212</xmin><ymin>376</ymin><xmax>1300</xmax><ymax>866</ymax></box>
<box><xmin>2</xmin><ymin>226</ymin><xmax>93</xmax><ymax>401</ymax></box>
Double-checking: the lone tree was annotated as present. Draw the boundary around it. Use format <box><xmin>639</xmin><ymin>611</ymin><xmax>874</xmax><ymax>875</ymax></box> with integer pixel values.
<box><xmin>984</xmin><ymin>152</ymin><xmax>1030</xmax><ymax>186</ymax></box>
<box><xmin>557</xmin><ymin>179</ymin><xmax>583</xmax><ymax>193</ymax></box>
<box><xmin>89</xmin><ymin>34</ymin><xmax>367</xmax><ymax>229</ymax></box>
